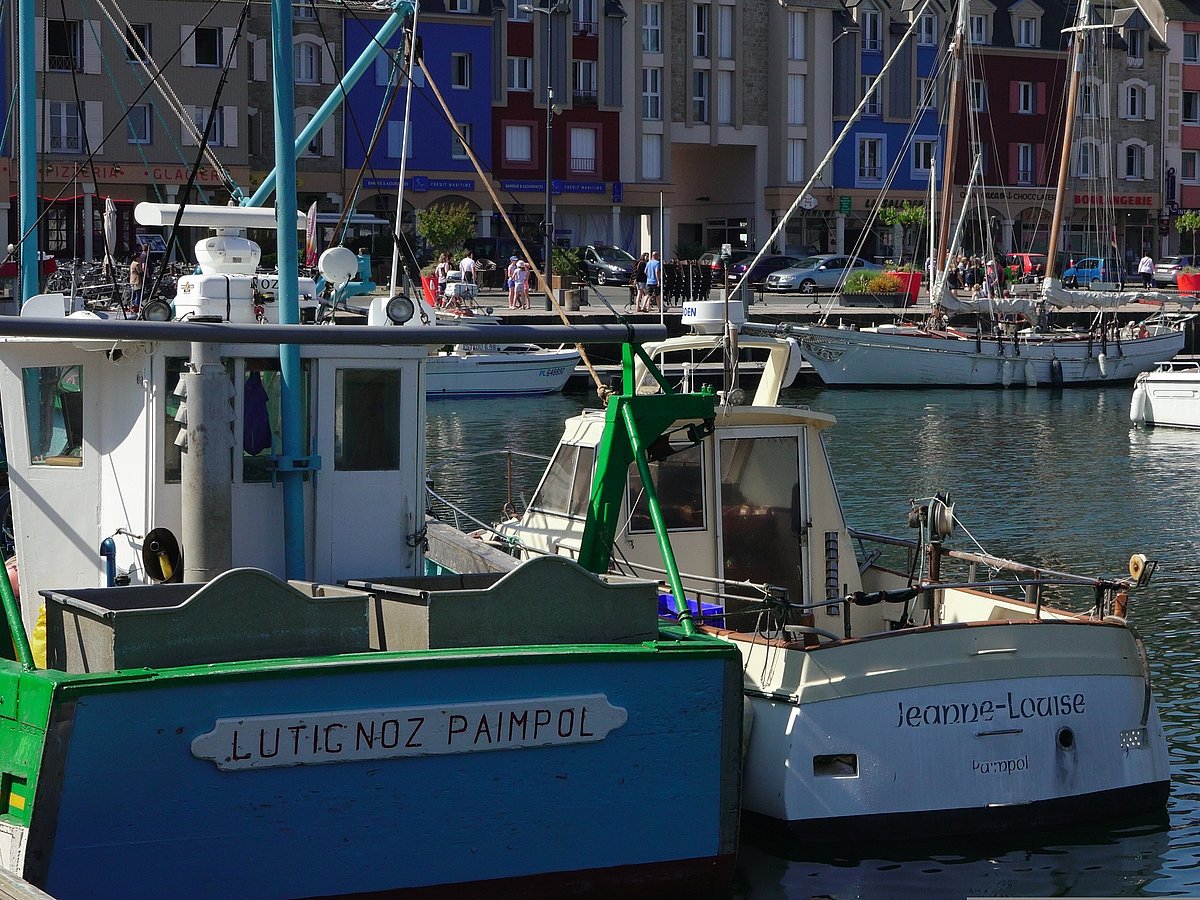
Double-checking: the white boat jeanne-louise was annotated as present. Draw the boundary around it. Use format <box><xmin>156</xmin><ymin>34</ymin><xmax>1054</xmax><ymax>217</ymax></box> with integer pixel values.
<box><xmin>734</xmin><ymin>0</ymin><xmax>1192</xmax><ymax>388</ymax></box>
<box><xmin>435</xmin><ymin>300</ymin><xmax>1171</xmax><ymax>840</ymax></box>
<box><xmin>0</xmin><ymin>3</ymin><xmax>744</xmax><ymax>897</ymax></box>
<box><xmin>1130</xmin><ymin>361</ymin><xmax>1200</xmax><ymax>428</ymax></box>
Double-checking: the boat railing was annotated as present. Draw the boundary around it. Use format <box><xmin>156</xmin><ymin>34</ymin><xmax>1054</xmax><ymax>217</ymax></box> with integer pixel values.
<box><xmin>1148</xmin><ymin>360</ymin><xmax>1200</xmax><ymax>373</ymax></box>
<box><xmin>426</xmin><ymin>448</ymin><xmax>551</xmax><ymax>530</ymax></box>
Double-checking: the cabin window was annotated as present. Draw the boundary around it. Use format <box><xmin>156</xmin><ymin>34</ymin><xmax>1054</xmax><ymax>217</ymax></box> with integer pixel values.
<box><xmin>718</xmin><ymin>436</ymin><xmax>803</xmax><ymax>609</ymax></box>
<box><xmin>23</xmin><ymin>365</ymin><xmax>84</xmax><ymax>466</ymax></box>
<box><xmin>530</xmin><ymin>443</ymin><xmax>595</xmax><ymax>518</ymax></box>
<box><xmin>244</xmin><ymin>360</ymin><xmax>311</xmax><ymax>482</ymax></box>
<box><xmin>627</xmin><ymin>443</ymin><xmax>705</xmax><ymax>533</ymax></box>
<box><xmin>335</xmin><ymin>369</ymin><xmax>400</xmax><ymax>471</ymax></box>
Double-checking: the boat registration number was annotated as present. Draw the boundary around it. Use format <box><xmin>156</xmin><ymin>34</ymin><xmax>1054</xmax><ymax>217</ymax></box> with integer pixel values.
<box><xmin>191</xmin><ymin>694</ymin><xmax>627</xmax><ymax>771</ymax></box>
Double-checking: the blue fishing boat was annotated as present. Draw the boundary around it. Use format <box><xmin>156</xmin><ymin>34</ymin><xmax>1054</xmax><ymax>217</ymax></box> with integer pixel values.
<box><xmin>0</xmin><ymin>1</ymin><xmax>743</xmax><ymax>896</ymax></box>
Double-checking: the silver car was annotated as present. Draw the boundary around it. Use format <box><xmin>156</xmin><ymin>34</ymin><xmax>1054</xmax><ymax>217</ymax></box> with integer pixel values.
<box><xmin>764</xmin><ymin>255</ymin><xmax>884</xmax><ymax>294</ymax></box>
<box><xmin>1153</xmin><ymin>255</ymin><xmax>1196</xmax><ymax>288</ymax></box>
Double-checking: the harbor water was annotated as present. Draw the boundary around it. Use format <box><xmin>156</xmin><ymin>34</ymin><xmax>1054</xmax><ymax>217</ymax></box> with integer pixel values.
<box><xmin>426</xmin><ymin>383</ymin><xmax>1200</xmax><ymax>899</ymax></box>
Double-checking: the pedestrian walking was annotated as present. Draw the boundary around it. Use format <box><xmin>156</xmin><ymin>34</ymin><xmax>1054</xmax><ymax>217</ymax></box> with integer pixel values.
<box><xmin>643</xmin><ymin>251</ymin><xmax>662</xmax><ymax>312</ymax></box>
<box><xmin>1139</xmin><ymin>253</ymin><xmax>1155</xmax><ymax>288</ymax></box>
<box><xmin>459</xmin><ymin>249</ymin><xmax>476</xmax><ymax>285</ymax></box>
<box><xmin>128</xmin><ymin>250</ymin><xmax>145</xmax><ymax>314</ymax></box>
<box><xmin>633</xmin><ymin>253</ymin><xmax>649</xmax><ymax>310</ymax></box>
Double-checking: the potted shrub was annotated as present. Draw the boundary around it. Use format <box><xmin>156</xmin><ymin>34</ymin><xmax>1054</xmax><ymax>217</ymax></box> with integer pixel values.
<box><xmin>884</xmin><ymin>261</ymin><xmax>923</xmax><ymax>305</ymax></box>
<box><xmin>841</xmin><ymin>271</ymin><xmax>906</xmax><ymax>306</ymax></box>
<box><xmin>1175</xmin><ymin>211</ymin><xmax>1200</xmax><ymax>293</ymax></box>
<box><xmin>878</xmin><ymin>202</ymin><xmax>927</xmax><ymax>302</ymax></box>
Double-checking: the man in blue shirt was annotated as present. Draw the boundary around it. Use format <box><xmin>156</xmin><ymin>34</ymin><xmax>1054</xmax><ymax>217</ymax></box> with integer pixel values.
<box><xmin>642</xmin><ymin>251</ymin><xmax>662</xmax><ymax>312</ymax></box>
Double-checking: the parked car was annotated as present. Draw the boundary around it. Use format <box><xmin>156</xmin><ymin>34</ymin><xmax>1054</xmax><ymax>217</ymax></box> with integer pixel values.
<box><xmin>1005</xmin><ymin>252</ymin><xmax>1047</xmax><ymax>283</ymax></box>
<box><xmin>577</xmin><ymin>244</ymin><xmax>636</xmax><ymax>285</ymax></box>
<box><xmin>764</xmin><ymin>255</ymin><xmax>883</xmax><ymax>294</ymax></box>
<box><xmin>697</xmin><ymin>249</ymin><xmax>754</xmax><ymax>275</ymax></box>
<box><xmin>725</xmin><ymin>254</ymin><xmax>804</xmax><ymax>287</ymax></box>
<box><xmin>1153</xmin><ymin>255</ymin><xmax>1197</xmax><ymax>288</ymax></box>
<box><xmin>1061</xmin><ymin>257</ymin><xmax>1124</xmax><ymax>288</ymax></box>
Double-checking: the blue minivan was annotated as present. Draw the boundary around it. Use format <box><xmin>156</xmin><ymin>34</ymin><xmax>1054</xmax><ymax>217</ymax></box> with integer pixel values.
<box><xmin>1062</xmin><ymin>257</ymin><xmax>1125</xmax><ymax>288</ymax></box>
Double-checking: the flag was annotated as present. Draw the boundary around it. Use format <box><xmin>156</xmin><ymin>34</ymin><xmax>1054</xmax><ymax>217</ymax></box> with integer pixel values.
<box><xmin>305</xmin><ymin>201</ymin><xmax>319</xmax><ymax>268</ymax></box>
<box><xmin>1110</xmin><ymin>225</ymin><xmax>1119</xmax><ymax>251</ymax></box>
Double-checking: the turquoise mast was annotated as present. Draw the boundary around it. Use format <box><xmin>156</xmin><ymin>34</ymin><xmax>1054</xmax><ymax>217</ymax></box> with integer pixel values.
<box><xmin>17</xmin><ymin>0</ymin><xmax>38</xmax><ymax>301</ymax></box>
<box><xmin>248</xmin><ymin>0</ymin><xmax>415</xmax><ymax>579</ymax></box>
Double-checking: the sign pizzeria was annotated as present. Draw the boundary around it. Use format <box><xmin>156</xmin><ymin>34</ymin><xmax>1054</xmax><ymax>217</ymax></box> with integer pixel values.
<box><xmin>191</xmin><ymin>694</ymin><xmax>627</xmax><ymax>771</ymax></box>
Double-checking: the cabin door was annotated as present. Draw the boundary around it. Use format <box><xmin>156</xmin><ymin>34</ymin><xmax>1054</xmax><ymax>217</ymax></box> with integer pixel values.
<box><xmin>715</xmin><ymin>430</ymin><xmax>808</xmax><ymax>617</ymax></box>
<box><xmin>312</xmin><ymin>359</ymin><xmax>422</xmax><ymax>585</ymax></box>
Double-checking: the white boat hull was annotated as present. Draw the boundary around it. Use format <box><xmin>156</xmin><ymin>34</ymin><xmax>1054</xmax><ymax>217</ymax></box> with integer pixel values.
<box><xmin>427</xmin><ymin>348</ymin><xmax>580</xmax><ymax>397</ymax></box>
<box><xmin>731</xmin><ymin>621</ymin><xmax>1170</xmax><ymax>837</ymax></box>
<box><xmin>1131</xmin><ymin>366</ymin><xmax>1200</xmax><ymax>428</ymax></box>
<box><xmin>794</xmin><ymin>324</ymin><xmax>1184</xmax><ymax>386</ymax></box>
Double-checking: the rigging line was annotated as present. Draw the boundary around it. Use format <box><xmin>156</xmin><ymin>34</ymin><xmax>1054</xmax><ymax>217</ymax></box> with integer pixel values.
<box><xmin>12</xmin><ymin>0</ymin><xmax>230</xmax><ymax>249</ymax></box>
<box><xmin>89</xmin><ymin>0</ymin><xmax>233</xmax><ymax>192</ymax></box>
<box><xmin>416</xmin><ymin>54</ymin><xmax>608</xmax><ymax>394</ymax></box>
<box><xmin>147</xmin><ymin>0</ymin><xmax>252</xmax><ymax>305</ymax></box>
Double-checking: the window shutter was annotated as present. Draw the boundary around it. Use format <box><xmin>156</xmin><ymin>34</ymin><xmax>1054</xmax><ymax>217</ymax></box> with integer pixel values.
<box><xmin>322</xmin><ymin>45</ymin><xmax>336</xmax><ymax>84</ymax></box>
<box><xmin>1036</xmin><ymin>144</ymin><xmax>1045</xmax><ymax>182</ymax></box>
<box><xmin>34</xmin><ymin>18</ymin><xmax>45</xmax><ymax>72</ymax></box>
<box><xmin>1036</xmin><ymin>83</ymin><xmax>1046</xmax><ymax>115</ymax></box>
<box><xmin>1009</xmin><ymin>81</ymin><xmax>1019</xmax><ymax>113</ymax></box>
<box><xmin>1146</xmin><ymin>144</ymin><xmax>1155</xmax><ymax>178</ymax></box>
<box><xmin>83</xmin><ymin>21</ymin><xmax>102</xmax><ymax>74</ymax></box>
<box><xmin>1008</xmin><ymin>143</ymin><xmax>1019</xmax><ymax>181</ymax></box>
<box><xmin>181</xmin><ymin>26</ymin><xmax>195</xmax><ymax>67</ymax></box>
<box><xmin>223</xmin><ymin>106</ymin><xmax>238</xmax><ymax>147</ymax></box>
<box><xmin>223</xmin><ymin>28</ymin><xmax>237</xmax><ymax>68</ymax></box>
<box><xmin>182</xmin><ymin>106</ymin><xmax>198</xmax><ymax>146</ymax></box>
<box><xmin>36</xmin><ymin>98</ymin><xmax>45</xmax><ymax>152</ymax></box>
<box><xmin>84</xmin><ymin>101</ymin><xmax>104</xmax><ymax>155</ymax></box>
<box><xmin>322</xmin><ymin>120</ymin><xmax>334</xmax><ymax>157</ymax></box>
<box><xmin>387</xmin><ymin>120</ymin><xmax>401</xmax><ymax>157</ymax></box>
<box><xmin>1146</xmin><ymin>85</ymin><xmax>1156</xmax><ymax>120</ymax></box>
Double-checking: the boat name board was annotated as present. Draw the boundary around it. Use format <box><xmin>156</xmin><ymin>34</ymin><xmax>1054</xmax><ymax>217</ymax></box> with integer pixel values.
<box><xmin>191</xmin><ymin>694</ymin><xmax>627</xmax><ymax>771</ymax></box>
<box><xmin>896</xmin><ymin>691</ymin><xmax>1085</xmax><ymax>728</ymax></box>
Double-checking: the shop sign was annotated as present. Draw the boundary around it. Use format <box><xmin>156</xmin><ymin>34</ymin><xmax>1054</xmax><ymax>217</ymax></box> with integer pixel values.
<box><xmin>1073</xmin><ymin>193</ymin><xmax>1156</xmax><ymax>207</ymax></box>
<box><xmin>839</xmin><ymin>196</ymin><xmax>852</xmax><ymax>214</ymax></box>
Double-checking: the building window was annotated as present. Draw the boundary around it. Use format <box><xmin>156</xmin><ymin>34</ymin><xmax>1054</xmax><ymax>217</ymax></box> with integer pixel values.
<box><xmin>787</xmin><ymin>74</ymin><xmax>805</xmax><ymax>125</ymax></box>
<box><xmin>507</xmin><ymin>56</ymin><xmax>531</xmax><ymax>91</ymax></box>
<box><xmin>386</xmin><ymin>119</ymin><xmax>412</xmax><ymax>158</ymax></box>
<box><xmin>293</xmin><ymin>2</ymin><xmax>316</xmax><ymax>19</ymax></box>
<box><xmin>917</xmin><ymin>13</ymin><xmax>937</xmax><ymax>45</ymax></box>
<box><xmin>47</xmin><ymin>20</ymin><xmax>82</xmax><ymax>71</ymax></box>
<box><xmin>451</xmin><ymin>122</ymin><xmax>472</xmax><ymax>159</ymax></box>
<box><xmin>1018</xmin><ymin>81</ymin><xmax>1034</xmax><ymax>114</ymax></box>
<box><xmin>1125</xmin><ymin>144</ymin><xmax>1144</xmax><ymax>178</ymax></box>
<box><xmin>451</xmin><ymin>53</ymin><xmax>472</xmax><ymax>89</ymax></box>
<box><xmin>693</xmin><ymin>69</ymin><xmax>710</xmax><ymax>123</ymax></box>
<box><xmin>862</xmin><ymin>76</ymin><xmax>881</xmax><ymax>116</ymax></box>
<box><xmin>694</xmin><ymin>3</ymin><xmax>710</xmax><ymax>57</ymax></box>
<box><xmin>969</xmin><ymin>14</ymin><xmax>988</xmax><ymax>44</ymax></box>
<box><xmin>1126</xmin><ymin>84</ymin><xmax>1143</xmax><ymax>119</ymax></box>
<box><xmin>970</xmin><ymin>80</ymin><xmax>986</xmax><ymax>112</ymax></box>
<box><xmin>1017</xmin><ymin>143</ymin><xmax>1034</xmax><ymax>184</ymax></box>
<box><xmin>1182</xmin><ymin>150</ymin><xmax>1199</xmax><ymax>183</ymax></box>
<box><xmin>642</xmin><ymin>2</ymin><xmax>661</xmax><ymax>52</ymax></box>
<box><xmin>573</xmin><ymin>0</ymin><xmax>597</xmax><ymax>33</ymax></box>
<box><xmin>509</xmin><ymin>0</ymin><xmax>531</xmax><ymax>22</ymax></box>
<box><xmin>1184</xmin><ymin>91</ymin><xmax>1200</xmax><ymax>125</ymax></box>
<box><xmin>295</xmin><ymin>42</ymin><xmax>318</xmax><ymax>83</ymax></box>
<box><xmin>718</xmin><ymin>5</ymin><xmax>733</xmax><ymax>59</ymax></box>
<box><xmin>717</xmin><ymin>70</ymin><xmax>733</xmax><ymax>124</ymax></box>
<box><xmin>1077</xmin><ymin>142</ymin><xmax>1096</xmax><ymax>178</ymax></box>
<box><xmin>127</xmin><ymin>103</ymin><xmax>151</xmax><ymax>144</ymax></box>
<box><xmin>1185</xmin><ymin>33</ymin><xmax>1199</xmax><ymax>62</ymax></box>
<box><xmin>47</xmin><ymin>100</ymin><xmax>81</xmax><ymax>152</ymax></box>
<box><xmin>193</xmin><ymin>26</ymin><xmax>221</xmax><ymax>67</ymax></box>
<box><xmin>918</xmin><ymin>76</ymin><xmax>937</xmax><ymax>109</ymax></box>
<box><xmin>913</xmin><ymin>140</ymin><xmax>935</xmax><ymax>174</ymax></box>
<box><xmin>642</xmin><ymin>67</ymin><xmax>662</xmax><ymax>119</ymax></box>
<box><xmin>858</xmin><ymin>137</ymin><xmax>882</xmax><ymax>181</ymax></box>
<box><xmin>786</xmin><ymin>138</ymin><xmax>805</xmax><ymax>183</ymax></box>
<box><xmin>189</xmin><ymin>105</ymin><xmax>224</xmax><ymax>146</ymax></box>
<box><xmin>1080</xmin><ymin>82</ymin><xmax>1096</xmax><ymax>117</ymax></box>
<box><xmin>506</xmin><ymin>124</ymin><xmax>532</xmax><ymax>162</ymax></box>
<box><xmin>861</xmin><ymin>6</ymin><xmax>881</xmax><ymax>50</ymax></box>
<box><xmin>570</xmin><ymin>127</ymin><xmax>596</xmax><ymax>173</ymax></box>
<box><xmin>1127</xmin><ymin>28</ymin><xmax>1144</xmax><ymax>63</ymax></box>
<box><xmin>642</xmin><ymin>133</ymin><xmax>662</xmax><ymax>179</ymax></box>
<box><xmin>1016</xmin><ymin>16</ymin><xmax>1036</xmax><ymax>47</ymax></box>
<box><xmin>447</xmin><ymin>0</ymin><xmax>471</xmax><ymax>12</ymax></box>
<box><xmin>573</xmin><ymin>59</ymin><xmax>597</xmax><ymax>103</ymax></box>
<box><xmin>788</xmin><ymin>11</ymin><xmax>806</xmax><ymax>59</ymax></box>
<box><xmin>125</xmin><ymin>23</ymin><xmax>150</xmax><ymax>63</ymax></box>
<box><xmin>296</xmin><ymin>110</ymin><xmax>321</xmax><ymax>157</ymax></box>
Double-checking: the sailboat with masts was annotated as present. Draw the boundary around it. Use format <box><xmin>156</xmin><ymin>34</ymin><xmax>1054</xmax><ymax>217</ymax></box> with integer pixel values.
<box><xmin>746</xmin><ymin>0</ymin><xmax>1191</xmax><ymax>387</ymax></box>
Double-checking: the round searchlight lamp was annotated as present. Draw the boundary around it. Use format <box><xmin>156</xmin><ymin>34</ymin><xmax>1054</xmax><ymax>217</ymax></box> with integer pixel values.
<box><xmin>385</xmin><ymin>295</ymin><xmax>415</xmax><ymax>325</ymax></box>
<box><xmin>140</xmin><ymin>299</ymin><xmax>173</xmax><ymax>322</ymax></box>
<box><xmin>318</xmin><ymin>246</ymin><xmax>358</xmax><ymax>289</ymax></box>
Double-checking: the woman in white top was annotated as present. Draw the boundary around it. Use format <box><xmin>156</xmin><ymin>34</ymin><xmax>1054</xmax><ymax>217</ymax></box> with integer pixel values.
<box><xmin>513</xmin><ymin>262</ymin><xmax>530</xmax><ymax>309</ymax></box>
<box><xmin>434</xmin><ymin>253</ymin><xmax>451</xmax><ymax>305</ymax></box>
<box><xmin>506</xmin><ymin>257</ymin><xmax>520</xmax><ymax>308</ymax></box>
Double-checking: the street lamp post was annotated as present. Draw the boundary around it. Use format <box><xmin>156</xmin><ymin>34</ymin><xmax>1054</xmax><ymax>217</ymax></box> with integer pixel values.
<box><xmin>518</xmin><ymin>0</ymin><xmax>570</xmax><ymax>296</ymax></box>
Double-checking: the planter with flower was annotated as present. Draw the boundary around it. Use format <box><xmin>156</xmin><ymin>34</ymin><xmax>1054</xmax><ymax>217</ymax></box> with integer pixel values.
<box><xmin>883</xmin><ymin>261</ymin><xmax>923</xmax><ymax>305</ymax></box>
<box><xmin>840</xmin><ymin>271</ymin><xmax>908</xmax><ymax>307</ymax></box>
<box><xmin>1175</xmin><ymin>211</ymin><xmax>1200</xmax><ymax>294</ymax></box>
<box><xmin>878</xmin><ymin>202</ymin><xmax>927</xmax><ymax>303</ymax></box>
